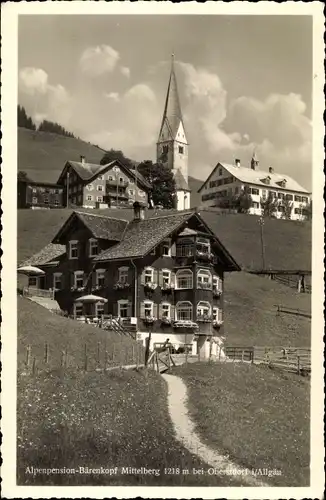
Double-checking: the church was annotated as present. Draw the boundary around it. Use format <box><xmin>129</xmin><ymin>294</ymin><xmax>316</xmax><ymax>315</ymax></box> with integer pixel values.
<box><xmin>156</xmin><ymin>55</ymin><xmax>191</xmax><ymax>211</ymax></box>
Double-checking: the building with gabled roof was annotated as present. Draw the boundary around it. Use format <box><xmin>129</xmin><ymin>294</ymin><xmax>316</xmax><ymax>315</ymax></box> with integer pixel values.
<box><xmin>20</xmin><ymin>202</ymin><xmax>240</xmax><ymax>359</ymax></box>
<box><xmin>198</xmin><ymin>154</ymin><xmax>311</xmax><ymax>221</ymax></box>
<box><xmin>57</xmin><ymin>157</ymin><xmax>151</xmax><ymax>210</ymax></box>
<box><xmin>157</xmin><ymin>55</ymin><xmax>191</xmax><ymax>211</ymax></box>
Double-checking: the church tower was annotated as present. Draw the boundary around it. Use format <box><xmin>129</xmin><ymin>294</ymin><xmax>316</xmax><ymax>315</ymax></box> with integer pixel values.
<box><xmin>156</xmin><ymin>54</ymin><xmax>191</xmax><ymax>210</ymax></box>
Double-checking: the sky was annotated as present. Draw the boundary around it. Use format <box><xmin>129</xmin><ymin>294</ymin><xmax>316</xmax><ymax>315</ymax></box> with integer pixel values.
<box><xmin>18</xmin><ymin>15</ymin><xmax>313</xmax><ymax>190</ymax></box>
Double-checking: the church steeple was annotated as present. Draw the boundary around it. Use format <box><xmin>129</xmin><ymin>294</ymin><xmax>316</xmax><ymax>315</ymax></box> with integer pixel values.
<box><xmin>251</xmin><ymin>148</ymin><xmax>259</xmax><ymax>170</ymax></box>
<box><xmin>156</xmin><ymin>54</ymin><xmax>190</xmax><ymax>211</ymax></box>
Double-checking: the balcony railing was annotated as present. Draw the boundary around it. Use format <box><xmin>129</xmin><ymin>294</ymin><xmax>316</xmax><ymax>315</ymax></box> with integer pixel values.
<box><xmin>22</xmin><ymin>287</ymin><xmax>55</xmax><ymax>299</ymax></box>
<box><xmin>106</xmin><ymin>179</ymin><xmax>129</xmax><ymax>187</ymax></box>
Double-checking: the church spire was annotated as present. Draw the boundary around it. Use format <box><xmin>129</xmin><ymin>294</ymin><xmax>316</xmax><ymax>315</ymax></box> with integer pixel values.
<box><xmin>251</xmin><ymin>148</ymin><xmax>259</xmax><ymax>170</ymax></box>
<box><xmin>158</xmin><ymin>54</ymin><xmax>184</xmax><ymax>140</ymax></box>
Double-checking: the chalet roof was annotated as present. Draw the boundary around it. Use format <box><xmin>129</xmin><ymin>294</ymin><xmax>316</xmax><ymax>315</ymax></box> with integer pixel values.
<box><xmin>174</xmin><ymin>169</ymin><xmax>190</xmax><ymax>191</ymax></box>
<box><xmin>52</xmin><ymin>211</ymin><xmax>128</xmax><ymax>243</ymax></box>
<box><xmin>60</xmin><ymin>159</ymin><xmax>151</xmax><ymax>190</ymax></box>
<box><xmin>19</xmin><ymin>243</ymin><xmax>65</xmax><ymax>267</ymax></box>
<box><xmin>198</xmin><ymin>162</ymin><xmax>310</xmax><ymax>194</ymax></box>
<box><xmin>95</xmin><ymin>212</ymin><xmax>194</xmax><ymax>261</ymax></box>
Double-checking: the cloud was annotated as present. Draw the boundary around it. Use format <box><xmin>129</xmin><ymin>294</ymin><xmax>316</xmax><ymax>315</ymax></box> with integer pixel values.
<box><xmin>19</xmin><ymin>67</ymin><xmax>71</xmax><ymax>127</ymax></box>
<box><xmin>19</xmin><ymin>67</ymin><xmax>48</xmax><ymax>95</ymax></box>
<box><xmin>104</xmin><ymin>92</ymin><xmax>120</xmax><ymax>102</ymax></box>
<box><xmin>120</xmin><ymin>66</ymin><xmax>131</xmax><ymax>78</ymax></box>
<box><xmin>79</xmin><ymin>45</ymin><xmax>120</xmax><ymax>77</ymax></box>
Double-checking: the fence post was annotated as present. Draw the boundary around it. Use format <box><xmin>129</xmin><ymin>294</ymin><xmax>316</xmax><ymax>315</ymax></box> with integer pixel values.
<box><xmin>84</xmin><ymin>344</ymin><xmax>87</xmax><ymax>371</ymax></box>
<box><xmin>104</xmin><ymin>350</ymin><xmax>108</xmax><ymax>371</ymax></box>
<box><xmin>44</xmin><ymin>343</ymin><xmax>49</xmax><ymax>364</ymax></box>
<box><xmin>112</xmin><ymin>344</ymin><xmax>115</xmax><ymax>365</ymax></box>
<box><xmin>32</xmin><ymin>357</ymin><xmax>36</xmax><ymax>375</ymax></box>
<box><xmin>26</xmin><ymin>345</ymin><xmax>31</xmax><ymax>368</ymax></box>
<box><xmin>97</xmin><ymin>342</ymin><xmax>100</xmax><ymax>366</ymax></box>
<box><xmin>132</xmin><ymin>345</ymin><xmax>135</xmax><ymax>365</ymax></box>
<box><xmin>241</xmin><ymin>350</ymin><xmax>244</xmax><ymax>363</ymax></box>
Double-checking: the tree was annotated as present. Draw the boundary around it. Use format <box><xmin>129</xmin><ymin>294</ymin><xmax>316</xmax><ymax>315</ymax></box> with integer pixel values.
<box><xmin>17</xmin><ymin>105</ymin><xmax>36</xmax><ymax>130</ymax></box>
<box><xmin>17</xmin><ymin>171</ymin><xmax>32</xmax><ymax>182</ymax></box>
<box><xmin>214</xmin><ymin>186</ymin><xmax>252</xmax><ymax>214</ymax></box>
<box><xmin>100</xmin><ymin>149</ymin><xmax>135</xmax><ymax>170</ymax></box>
<box><xmin>137</xmin><ymin>160</ymin><xmax>176</xmax><ymax>209</ymax></box>
<box><xmin>38</xmin><ymin>120</ymin><xmax>76</xmax><ymax>138</ymax></box>
<box><xmin>260</xmin><ymin>193</ymin><xmax>278</xmax><ymax>218</ymax></box>
<box><xmin>281</xmin><ymin>198</ymin><xmax>293</xmax><ymax>220</ymax></box>
<box><xmin>303</xmin><ymin>200</ymin><xmax>312</xmax><ymax>221</ymax></box>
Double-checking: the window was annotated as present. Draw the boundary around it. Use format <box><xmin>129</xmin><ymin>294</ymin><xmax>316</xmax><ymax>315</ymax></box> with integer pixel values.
<box><xmin>97</xmin><ymin>196</ymin><xmax>103</xmax><ymax>202</ymax></box>
<box><xmin>54</xmin><ymin>200</ymin><xmax>60</xmax><ymax>206</ymax></box>
<box><xmin>251</xmin><ymin>188</ymin><xmax>259</xmax><ymax>196</ymax></box>
<box><xmin>176</xmin><ymin>301</ymin><xmax>193</xmax><ymax>321</ymax></box>
<box><xmin>74</xmin><ymin>302</ymin><xmax>83</xmax><ymax>317</ymax></box>
<box><xmin>262</xmin><ymin>190</ymin><xmax>267</xmax><ymax>199</ymax></box>
<box><xmin>69</xmin><ymin>240</ymin><xmax>78</xmax><ymax>259</ymax></box>
<box><xmin>108</xmin><ymin>175</ymin><xmax>114</xmax><ymax>181</ymax></box>
<box><xmin>252</xmin><ymin>202</ymin><xmax>260</xmax><ymax>209</ymax></box>
<box><xmin>197</xmin><ymin>301</ymin><xmax>211</xmax><ymax>319</ymax></box>
<box><xmin>96</xmin><ymin>269</ymin><xmax>105</xmax><ymax>288</ymax></box>
<box><xmin>270</xmin><ymin>191</ymin><xmax>276</xmax><ymax>199</ymax></box>
<box><xmin>44</xmin><ymin>198</ymin><xmax>49</xmax><ymax>205</ymax></box>
<box><xmin>53</xmin><ymin>273</ymin><xmax>62</xmax><ymax>290</ymax></box>
<box><xmin>213</xmin><ymin>275</ymin><xmax>222</xmax><ymax>293</ymax></box>
<box><xmin>74</xmin><ymin>271</ymin><xmax>84</xmax><ymax>288</ymax></box>
<box><xmin>119</xmin><ymin>177</ymin><xmax>124</xmax><ymax>183</ymax></box>
<box><xmin>28</xmin><ymin>276</ymin><xmax>37</xmax><ymax>287</ymax></box>
<box><xmin>294</xmin><ymin>208</ymin><xmax>302</xmax><ymax>215</ymax></box>
<box><xmin>118</xmin><ymin>300</ymin><xmax>131</xmax><ymax>318</ymax></box>
<box><xmin>97</xmin><ymin>185</ymin><xmax>104</xmax><ymax>191</ymax></box>
<box><xmin>302</xmin><ymin>196</ymin><xmax>308</xmax><ymax>203</ymax></box>
<box><xmin>32</xmin><ymin>188</ymin><xmax>37</xmax><ymax>193</ymax></box>
<box><xmin>86</xmin><ymin>184</ymin><xmax>94</xmax><ymax>191</ymax></box>
<box><xmin>128</xmin><ymin>189</ymin><xmax>135</xmax><ymax>196</ymax></box>
<box><xmin>89</xmin><ymin>239</ymin><xmax>99</xmax><ymax>257</ymax></box>
<box><xmin>196</xmin><ymin>237</ymin><xmax>210</xmax><ymax>255</ymax></box>
<box><xmin>176</xmin><ymin>269</ymin><xmax>193</xmax><ymax>289</ymax></box>
<box><xmin>129</xmin><ymin>180</ymin><xmax>135</xmax><ymax>185</ymax></box>
<box><xmin>32</xmin><ymin>197</ymin><xmax>37</xmax><ymax>204</ymax></box>
<box><xmin>162</xmin><ymin>239</ymin><xmax>171</xmax><ymax>257</ymax></box>
<box><xmin>118</xmin><ymin>266</ymin><xmax>129</xmax><ymax>283</ymax></box>
<box><xmin>213</xmin><ymin>307</ymin><xmax>222</xmax><ymax>322</ymax></box>
<box><xmin>143</xmin><ymin>267</ymin><xmax>154</xmax><ymax>284</ymax></box>
<box><xmin>197</xmin><ymin>269</ymin><xmax>212</xmax><ymax>289</ymax></box>
<box><xmin>98</xmin><ymin>175</ymin><xmax>104</xmax><ymax>180</ymax></box>
<box><xmin>178</xmin><ymin>145</ymin><xmax>184</xmax><ymax>154</ymax></box>
<box><xmin>138</xmin><ymin>190</ymin><xmax>146</xmax><ymax>198</ymax></box>
<box><xmin>285</xmin><ymin>194</ymin><xmax>293</xmax><ymax>201</ymax></box>
<box><xmin>278</xmin><ymin>192</ymin><xmax>285</xmax><ymax>199</ymax></box>
<box><xmin>86</xmin><ymin>195</ymin><xmax>93</xmax><ymax>201</ymax></box>
<box><xmin>219</xmin><ymin>168</ymin><xmax>223</xmax><ymax>176</ymax></box>
<box><xmin>162</xmin><ymin>269</ymin><xmax>171</xmax><ymax>286</ymax></box>
<box><xmin>161</xmin><ymin>302</ymin><xmax>171</xmax><ymax>318</ymax></box>
<box><xmin>144</xmin><ymin>300</ymin><xmax>154</xmax><ymax>317</ymax></box>
<box><xmin>278</xmin><ymin>206</ymin><xmax>285</xmax><ymax>213</ymax></box>
<box><xmin>162</xmin><ymin>144</ymin><xmax>169</xmax><ymax>155</ymax></box>
<box><xmin>95</xmin><ymin>302</ymin><xmax>105</xmax><ymax>317</ymax></box>
<box><xmin>176</xmin><ymin>238</ymin><xmax>194</xmax><ymax>257</ymax></box>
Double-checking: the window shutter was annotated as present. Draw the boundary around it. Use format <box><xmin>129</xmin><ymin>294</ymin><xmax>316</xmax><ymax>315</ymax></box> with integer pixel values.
<box><xmin>140</xmin><ymin>269</ymin><xmax>145</xmax><ymax>285</ymax></box>
<box><xmin>127</xmin><ymin>302</ymin><xmax>132</xmax><ymax>317</ymax></box>
<box><xmin>154</xmin><ymin>302</ymin><xmax>159</xmax><ymax>319</ymax></box>
<box><xmin>60</xmin><ymin>274</ymin><xmax>64</xmax><ymax>290</ymax></box>
<box><xmin>140</xmin><ymin>301</ymin><xmax>145</xmax><ymax>319</ymax></box>
<box><xmin>158</xmin><ymin>270</ymin><xmax>163</xmax><ymax>287</ymax></box>
<box><xmin>159</xmin><ymin>302</ymin><xmax>163</xmax><ymax>319</ymax></box>
<box><xmin>171</xmin><ymin>271</ymin><xmax>176</xmax><ymax>288</ymax></box>
<box><xmin>171</xmin><ymin>243</ymin><xmax>176</xmax><ymax>257</ymax></box>
<box><xmin>170</xmin><ymin>304</ymin><xmax>175</xmax><ymax>320</ymax></box>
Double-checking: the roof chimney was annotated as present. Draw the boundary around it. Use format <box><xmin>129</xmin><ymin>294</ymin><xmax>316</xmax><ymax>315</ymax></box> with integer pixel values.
<box><xmin>80</xmin><ymin>155</ymin><xmax>86</xmax><ymax>164</ymax></box>
<box><xmin>269</xmin><ymin>167</ymin><xmax>274</xmax><ymax>174</ymax></box>
<box><xmin>235</xmin><ymin>158</ymin><xmax>241</xmax><ymax>167</ymax></box>
<box><xmin>133</xmin><ymin>201</ymin><xmax>146</xmax><ymax>221</ymax></box>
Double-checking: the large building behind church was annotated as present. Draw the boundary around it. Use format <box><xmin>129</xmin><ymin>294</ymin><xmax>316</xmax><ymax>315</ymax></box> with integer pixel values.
<box><xmin>156</xmin><ymin>56</ymin><xmax>191</xmax><ymax>211</ymax></box>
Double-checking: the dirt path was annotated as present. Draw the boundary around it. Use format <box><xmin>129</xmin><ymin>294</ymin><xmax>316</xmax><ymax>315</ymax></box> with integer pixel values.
<box><xmin>162</xmin><ymin>373</ymin><xmax>268</xmax><ymax>487</ymax></box>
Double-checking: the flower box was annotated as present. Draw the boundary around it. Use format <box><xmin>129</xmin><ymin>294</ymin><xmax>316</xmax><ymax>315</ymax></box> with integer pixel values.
<box><xmin>70</xmin><ymin>286</ymin><xmax>85</xmax><ymax>292</ymax></box>
<box><xmin>161</xmin><ymin>317</ymin><xmax>172</xmax><ymax>326</ymax></box>
<box><xmin>197</xmin><ymin>314</ymin><xmax>212</xmax><ymax>323</ymax></box>
<box><xmin>143</xmin><ymin>316</ymin><xmax>156</xmax><ymax>325</ymax></box>
<box><xmin>144</xmin><ymin>282</ymin><xmax>157</xmax><ymax>291</ymax></box>
<box><xmin>173</xmin><ymin>320</ymin><xmax>199</xmax><ymax>330</ymax></box>
<box><xmin>113</xmin><ymin>282</ymin><xmax>130</xmax><ymax>290</ymax></box>
<box><xmin>213</xmin><ymin>320</ymin><xmax>224</xmax><ymax>328</ymax></box>
<box><xmin>196</xmin><ymin>250</ymin><xmax>214</xmax><ymax>261</ymax></box>
<box><xmin>213</xmin><ymin>289</ymin><xmax>222</xmax><ymax>298</ymax></box>
<box><xmin>162</xmin><ymin>283</ymin><xmax>174</xmax><ymax>292</ymax></box>
<box><xmin>197</xmin><ymin>282</ymin><xmax>212</xmax><ymax>290</ymax></box>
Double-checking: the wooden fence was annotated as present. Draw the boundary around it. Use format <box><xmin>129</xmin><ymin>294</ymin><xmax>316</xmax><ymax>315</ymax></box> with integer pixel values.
<box><xmin>275</xmin><ymin>304</ymin><xmax>311</xmax><ymax>319</ymax></box>
<box><xmin>224</xmin><ymin>345</ymin><xmax>311</xmax><ymax>375</ymax></box>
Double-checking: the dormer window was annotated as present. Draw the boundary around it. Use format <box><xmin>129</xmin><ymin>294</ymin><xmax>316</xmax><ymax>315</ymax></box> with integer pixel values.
<box><xmin>262</xmin><ymin>176</ymin><xmax>271</xmax><ymax>185</ymax></box>
<box><xmin>162</xmin><ymin>239</ymin><xmax>171</xmax><ymax>257</ymax></box>
<box><xmin>69</xmin><ymin>240</ymin><xmax>78</xmax><ymax>259</ymax></box>
<box><xmin>89</xmin><ymin>238</ymin><xmax>98</xmax><ymax>257</ymax></box>
<box><xmin>196</xmin><ymin>237</ymin><xmax>211</xmax><ymax>255</ymax></box>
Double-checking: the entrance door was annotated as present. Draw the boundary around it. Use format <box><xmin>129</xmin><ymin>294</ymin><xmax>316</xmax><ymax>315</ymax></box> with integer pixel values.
<box><xmin>38</xmin><ymin>276</ymin><xmax>45</xmax><ymax>289</ymax></box>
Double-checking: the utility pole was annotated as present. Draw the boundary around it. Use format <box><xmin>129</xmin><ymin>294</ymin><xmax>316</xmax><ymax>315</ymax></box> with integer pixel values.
<box><xmin>66</xmin><ymin>171</ymin><xmax>70</xmax><ymax>208</ymax></box>
<box><xmin>258</xmin><ymin>216</ymin><xmax>266</xmax><ymax>270</ymax></box>
<box><xmin>116</xmin><ymin>172</ymin><xmax>119</xmax><ymax>206</ymax></box>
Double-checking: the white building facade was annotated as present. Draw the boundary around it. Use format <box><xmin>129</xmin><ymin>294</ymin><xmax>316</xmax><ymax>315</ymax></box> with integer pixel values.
<box><xmin>198</xmin><ymin>157</ymin><xmax>311</xmax><ymax>221</ymax></box>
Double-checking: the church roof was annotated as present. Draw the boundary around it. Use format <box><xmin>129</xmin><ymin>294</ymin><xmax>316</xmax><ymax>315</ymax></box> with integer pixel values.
<box><xmin>158</xmin><ymin>55</ymin><xmax>185</xmax><ymax>140</ymax></box>
<box><xmin>174</xmin><ymin>169</ymin><xmax>190</xmax><ymax>191</ymax></box>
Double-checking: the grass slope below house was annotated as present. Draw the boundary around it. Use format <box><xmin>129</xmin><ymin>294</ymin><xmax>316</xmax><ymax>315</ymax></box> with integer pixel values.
<box><xmin>18</xmin><ymin>296</ymin><xmax>145</xmax><ymax>372</ymax></box>
<box><xmin>175</xmin><ymin>362</ymin><xmax>310</xmax><ymax>486</ymax></box>
<box><xmin>224</xmin><ymin>272</ymin><xmax>311</xmax><ymax>347</ymax></box>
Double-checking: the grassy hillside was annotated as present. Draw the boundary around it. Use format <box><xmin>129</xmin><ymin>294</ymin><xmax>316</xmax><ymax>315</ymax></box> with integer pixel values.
<box><xmin>175</xmin><ymin>362</ymin><xmax>310</xmax><ymax>486</ymax></box>
<box><xmin>224</xmin><ymin>272</ymin><xmax>310</xmax><ymax>346</ymax></box>
<box><xmin>18</xmin><ymin>127</ymin><xmax>204</xmax><ymax>206</ymax></box>
<box><xmin>18</xmin><ymin>128</ymin><xmax>106</xmax><ymax>184</ymax></box>
<box><xmin>18</xmin><ymin>206</ymin><xmax>311</xmax><ymax>273</ymax></box>
<box><xmin>18</xmin><ymin>296</ymin><xmax>145</xmax><ymax>372</ymax></box>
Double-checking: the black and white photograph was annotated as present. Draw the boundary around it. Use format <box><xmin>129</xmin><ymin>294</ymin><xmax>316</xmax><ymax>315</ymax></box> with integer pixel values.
<box><xmin>1</xmin><ymin>2</ymin><xmax>324</xmax><ymax>498</ymax></box>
